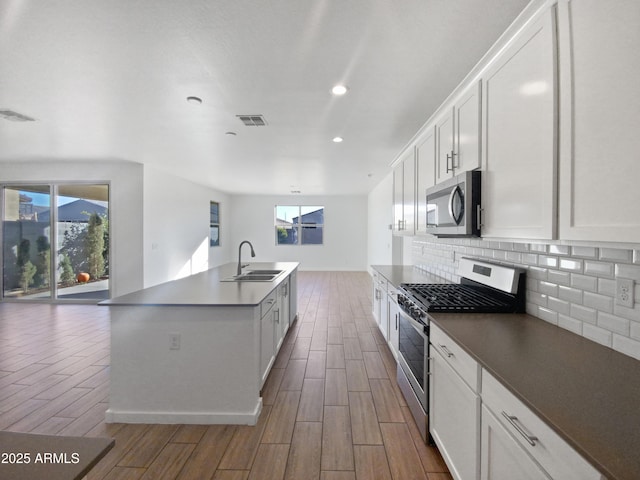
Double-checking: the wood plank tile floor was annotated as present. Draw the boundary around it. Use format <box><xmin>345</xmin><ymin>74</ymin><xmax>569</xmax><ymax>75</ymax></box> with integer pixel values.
<box><xmin>0</xmin><ymin>271</ymin><xmax>452</xmax><ymax>480</ymax></box>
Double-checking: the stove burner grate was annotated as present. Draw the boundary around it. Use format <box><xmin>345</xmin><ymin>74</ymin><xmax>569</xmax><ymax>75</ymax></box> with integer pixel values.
<box><xmin>401</xmin><ymin>283</ymin><xmax>513</xmax><ymax>312</ymax></box>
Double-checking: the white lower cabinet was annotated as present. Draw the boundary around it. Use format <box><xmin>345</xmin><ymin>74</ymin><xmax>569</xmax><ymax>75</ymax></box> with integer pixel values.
<box><xmin>481</xmin><ymin>404</ymin><xmax>550</xmax><ymax>480</ymax></box>
<box><xmin>259</xmin><ymin>290</ymin><xmax>278</xmax><ymax>387</ymax></box>
<box><xmin>430</xmin><ymin>324</ymin><xmax>480</xmax><ymax>480</ymax></box>
<box><xmin>481</xmin><ymin>370</ymin><xmax>601</xmax><ymax>480</ymax></box>
<box><xmin>387</xmin><ymin>284</ymin><xmax>399</xmax><ymax>359</ymax></box>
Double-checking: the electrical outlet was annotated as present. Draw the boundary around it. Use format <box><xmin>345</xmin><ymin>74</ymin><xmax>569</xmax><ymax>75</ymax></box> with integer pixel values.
<box><xmin>616</xmin><ymin>278</ymin><xmax>635</xmax><ymax>308</ymax></box>
<box><xmin>169</xmin><ymin>333</ymin><xmax>181</xmax><ymax>350</ymax></box>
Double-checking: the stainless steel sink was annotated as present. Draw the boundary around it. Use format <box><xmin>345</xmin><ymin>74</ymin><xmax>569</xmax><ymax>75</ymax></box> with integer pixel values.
<box><xmin>221</xmin><ymin>270</ymin><xmax>283</xmax><ymax>282</ymax></box>
<box><xmin>244</xmin><ymin>269</ymin><xmax>283</xmax><ymax>275</ymax></box>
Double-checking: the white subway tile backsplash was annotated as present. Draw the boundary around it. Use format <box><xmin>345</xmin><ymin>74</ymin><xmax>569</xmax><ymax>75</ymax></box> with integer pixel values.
<box><xmin>598</xmin><ymin>278</ymin><xmax>616</xmax><ymax>297</ymax></box>
<box><xmin>570</xmin><ymin>274</ymin><xmax>598</xmax><ymax>293</ymax></box>
<box><xmin>615</xmin><ymin>264</ymin><xmax>640</xmax><ymax>282</ymax></box>
<box><xmin>558</xmin><ymin>314</ymin><xmax>583</xmax><ymax>335</ymax></box>
<box><xmin>538</xmin><ymin>307</ymin><xmax>558</xmax><ymax>325</ymax></box>
<box><xmin>548</xmin><ymin>296</ymin><xmax>570</xmax><ymax>316</ymax></box>
<box><xmin>530</xmin><ymin>243</ymin><xmax>547</xmax><ymax>253</ymax></box>
<box><xmin>549</xmin><ymin>245</ymin><xmax>570</xmax><ymax>256</ymax></box>
<box><xmin>584</xmin><ymin>261</ymin><xmax>615</xmax><ymax>278</ymax></box>
<box><xmin>539</xmin><ymin>255</ymin><xmax>558</xmax><ymax>268</ymax></box>
<box><xmin>571</xmin><ymin>246</ymin><xmax>598</xmax><ymax>258</ymax></box>
<box><xmin>570</xmin><ymin>304</ymin><xmax>597</xmax><ymax>324</ymax></box>
<box><xmin>599</xmin><ymin>248</ymin><xmax>632</xmax><ymax>263</ymax></box>
<box><xmin>539</xmin><ymin>281</ymin><xmax>558</xmax><ymax>297</ymax></box>
<box><xmin>559</xmin><ymin>258</ymin><xmax>583</xmax><ymax>272</ymax></box>
<box><xmin>631</xmin><ymin>321</ymin><xmax>640</xmax><ymax>341</ymax></box>
<box><xmin>548</xmin><ymin>269</ymin><xmax>571</xmax><ymax>286</ymax></box>
<box><xmin>583</xmin><ymin>291</ymin><xmax>614</xmax><ymax>313</ymax></box>
<box><xmin>583</xmin><ymin>323</ymin><xmax>613</xmax><ymax>348</ymax></box>
<box><xmin>612</xmin><ymin>334</ymin><xmax>640</xmax><ymax>361</ymax></box>
<box><xmin>597</xmin><ymin>312</ymin><xmax>630</xmax><ymax>335</ymax></box>
<box><xmin>410</xmin><ymin>238</ymin><xmax>640</xmax><ymax>362</ymax></box>
<box><xmin>558</xmin><ymin>285</ymin><xmax>583</xmax><ymax>304</ymax></box>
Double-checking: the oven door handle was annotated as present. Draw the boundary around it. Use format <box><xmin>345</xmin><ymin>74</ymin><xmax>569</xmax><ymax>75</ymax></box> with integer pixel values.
<box><xmin>400</xmin><ymin>310</ymin><xmax>428</xmax><ymax>336</ymax></box>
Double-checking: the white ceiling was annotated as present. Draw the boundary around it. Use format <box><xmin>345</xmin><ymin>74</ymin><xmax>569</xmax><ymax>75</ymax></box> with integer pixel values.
<box><xmin>0</xmin><ymin>0</ymin><xmax>530</xmax><ymax>196</ymax></box>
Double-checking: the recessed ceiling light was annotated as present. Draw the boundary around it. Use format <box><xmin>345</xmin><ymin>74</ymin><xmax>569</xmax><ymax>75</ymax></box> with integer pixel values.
<box><xmin>186</xmin><ymin>96</ymin><xmax>203</xmax><ymax>104</ymax></box>
<box><xmin>331</xmin><ymin>85</ymin><xmax>348</xmax><ymax>96</ymax></box>
<box><xmin>225</xmin><ymin>131</ymin><xmax>237</xmax><ymax>136</ymax></box>
<box><xmin>333</xmin><ymin>136</ymin><xmax>343</xmax><ymax>143</ymax></box>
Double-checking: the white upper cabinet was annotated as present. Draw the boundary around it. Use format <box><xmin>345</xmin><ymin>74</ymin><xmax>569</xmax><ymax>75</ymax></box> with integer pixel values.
<box><xmin>481</xmin><ymin>6</ymin><xmax>557</xmax><ymax>240</ymax></box>
<box><xmin>557</xmin><ymin>0</ymin><xmax>640</xmax><ymax>242</ymax></box>
<box><xmin>416</xmin><ymin>125</ymin><xmax>436</xmax><ymax>233</ymax></box>
<box><xmin>435</xmin><ymin>107</ymin><xmax>456</xmax><ymax>184</ymax></box>
<box><xmin>435</xmin><ymin>81</ymin><xmax>482</xmax><ymax>185</ymax></box>
<box><xmin>392</xmin><ymin>148</ymin><xmax>416</xmax><ymax>235</ymax></box>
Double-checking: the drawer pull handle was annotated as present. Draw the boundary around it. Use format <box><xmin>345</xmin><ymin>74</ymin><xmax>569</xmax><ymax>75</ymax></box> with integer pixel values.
<box><xmin>439</xmin><ymin>344</ymin><xmax>454</xmax><ymax>358</ymax></box>
<box><xmin>502</xmin><ymin>411</ymin><xmax>538</xmax><ymax>446</ymax></box>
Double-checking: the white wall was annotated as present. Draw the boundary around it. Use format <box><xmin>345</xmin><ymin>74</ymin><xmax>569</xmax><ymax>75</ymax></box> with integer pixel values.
<box><xmin>367</xmin><ymin>172</ymin><xmax>394</xmax><ymax>268</ymax></box>
<box><xmin>1</xmin><ymin>160</ymin><xmax>144</xmax><ymax>297</ymax></box>
<box><xmin>143</xmin><ymin>165</ymin><xmax>233</xmax><ymax>287</ymax></box>
<box><xmin>228</xmin><ymin>195</ymin><xmax>367</xmax><ymax>271</ymax></box>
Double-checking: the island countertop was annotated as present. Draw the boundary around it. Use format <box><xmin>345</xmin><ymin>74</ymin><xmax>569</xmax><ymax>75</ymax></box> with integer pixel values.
<box><xmin>100</xmin><ymin>261</ymin><xmax>299</xmax><ymax>307</ymax></box>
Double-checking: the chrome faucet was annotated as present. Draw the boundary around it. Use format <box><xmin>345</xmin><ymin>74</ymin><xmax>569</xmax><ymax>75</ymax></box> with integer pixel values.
<box><xmin>237</xmin><ymin>240</ymin><xmax>256</xmax><ymax>276</ymax></box>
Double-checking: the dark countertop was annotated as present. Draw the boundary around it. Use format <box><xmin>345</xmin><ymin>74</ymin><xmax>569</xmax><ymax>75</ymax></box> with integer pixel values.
<box><xmin>100</xmin><ymin>262</ymin><xmax>299</xmax><ymax>307</ymax></box>
<box><xmin>370</xmin><ymin>264</ymin><xmax>448</xmax><ymax>287</ymax></box>
<box><xmin>370</xmin><ymin>264</ymin><xmax>640</xmax><ymax>480</ymax></box>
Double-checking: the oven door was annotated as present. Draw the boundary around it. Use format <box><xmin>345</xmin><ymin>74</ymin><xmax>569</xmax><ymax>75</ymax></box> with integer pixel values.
<box><xmin>397</xmin><ymin>308</ymin><xmax>428</xmax><ymax>412</ymax></box>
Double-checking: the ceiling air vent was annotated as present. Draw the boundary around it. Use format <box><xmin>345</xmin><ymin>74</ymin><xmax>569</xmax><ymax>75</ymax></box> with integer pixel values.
<box><xmin>0</xmin><ymin>109</ymin><xmax>35</xmax><ymax>122</ymax></box>
<box><xmin>237</xmin><ymin>114</ymin><xmax>267</xmax><ymax>127</ymax></box>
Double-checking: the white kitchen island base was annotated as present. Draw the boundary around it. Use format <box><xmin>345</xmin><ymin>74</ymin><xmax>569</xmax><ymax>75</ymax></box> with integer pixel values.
<box><xmin>101</xmin><ymin>262</ymin><xmax>298</xmax><ymax>425</ymax></box>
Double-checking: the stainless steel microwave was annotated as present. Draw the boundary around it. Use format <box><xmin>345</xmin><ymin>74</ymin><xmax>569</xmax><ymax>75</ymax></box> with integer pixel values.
<box><xmin>425</xmin><ymin>170</ymin><xmax>481</xmax><ymax>236</ymax></box>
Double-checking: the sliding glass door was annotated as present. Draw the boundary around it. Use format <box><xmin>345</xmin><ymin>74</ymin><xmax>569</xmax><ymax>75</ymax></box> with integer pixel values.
<box><xmin>2</xmin><ymin>183</ymin><xmax>110</xmax><ymax>302</ymax></box>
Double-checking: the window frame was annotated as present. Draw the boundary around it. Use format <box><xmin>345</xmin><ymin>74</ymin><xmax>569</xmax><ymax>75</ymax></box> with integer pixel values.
<box><xmin>274</xmin><ymin>205</ymin><xmax>324</xmax><ymax>246</ymax></box>
<box><xmin>210</xmin><ymin>201</ymin><xmax>220</xmax><ymax>247</ymax></box>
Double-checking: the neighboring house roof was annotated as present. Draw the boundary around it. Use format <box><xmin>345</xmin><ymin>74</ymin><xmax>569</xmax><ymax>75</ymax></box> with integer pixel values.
<box><xmin>38</xmin><ymin>199</ymin><xmax>108</xmax><ymax>223</ymax></box>
<box><xmin>293</xmin><ymin>208</ymin><xmax>324</xmax><ymax>225</ymax></box>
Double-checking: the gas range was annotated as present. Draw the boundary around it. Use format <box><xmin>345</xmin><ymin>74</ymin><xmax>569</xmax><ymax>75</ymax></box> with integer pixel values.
<box><xmin>398</xmin><ymin>258</ymin><xmax>526</xmax><ymax>320</ymax></box>
<box><xmin>395</xmin><ymin>257</ymin><xmax>525</xmax><ymax>444</ymax></box>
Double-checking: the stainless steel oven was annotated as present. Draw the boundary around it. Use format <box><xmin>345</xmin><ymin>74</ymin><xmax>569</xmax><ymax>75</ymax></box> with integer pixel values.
<box><xmin>396</xmin><ymin>298</ymin><xmax>430</xmax><ymax>441</ymax></box>
<box><xmin>396</xmin><ymin>258</ymin><xmax>526</xmax><ymax>444</ymax></box>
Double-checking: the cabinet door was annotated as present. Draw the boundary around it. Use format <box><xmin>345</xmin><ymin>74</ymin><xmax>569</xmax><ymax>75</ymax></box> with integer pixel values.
<box><xmin>430</xmin><ymin>347</ymin><xmax>480</xmax><ymax>480</ymax></box>
<box><xmin>387</xmin><ymin>294</ymin><xmax>400</xmax><ymax>359</ymax></box>
<box><xmin>260</xmin><ymin>309</ymin><xmax>276</xmax><ymax>386</ymax></box>
<box><xmin>455</xmin><ymin>80</ymin><xmax>482</xmax><ymax>175</ymax></box>
<box><xmin>416</xmin><ymin>125</ymin><xmax>436</xmax><ymax>233</ymax></box>
<box><xmin>403</xmin><ymin>151</ymin><xmax>416</xmax><ymax>235</ymax></box>
<box><xmin>289</xmin><ymin>269</ymin><xmax>297</xmax><ymax>324</ymax></box>
<box><xmin>557</xmin><ymin>0</ymin><xmax>640</xmax><ymax>242</ymax></box>
<box><xmin>392</xmin><ymin>162</ymin><xmax>404</xmax><ymax>233</ymax></box>
<box><xmin>481</xmin><ymin>8</ymin><xmax>557</xmax><ymax>239</ymax></box>
<box><xmin>435</xmin><ymin>107</ymin><xmax>455</xmax><ymax>184</ymax></box>
<box><xmin>481</xmin><ymin>405</ymin><xmax>550</xmax><ymax>480</ymax></box>
<box><xmin>278</xmin><ymin>281</ymin><xmax>290</xmax><ymax>348</ymax></box>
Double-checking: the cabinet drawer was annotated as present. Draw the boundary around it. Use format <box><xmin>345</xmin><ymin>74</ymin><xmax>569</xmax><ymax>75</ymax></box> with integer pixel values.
<box><xmin>430</xmin><ymin>322</ymin><xmax>479</xmax><ymax>392</ymax></box>
<box><xmin>260</xmin><ymin>290</ymin><xmax>277</xmax><ymax>318</ymax></box>
<box><xmin>481</xmin><ymin>369</ymin><xmax>600</xmax><ymax>480</ymax></box>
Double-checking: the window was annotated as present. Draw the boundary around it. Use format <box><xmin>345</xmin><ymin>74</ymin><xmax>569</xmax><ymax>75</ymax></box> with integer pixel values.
<box><xmin>275</xmin><ymin>205</ymin><xmax>324</xmax><ymax>245</ymax></box>
<box><xmin>210</xmin><ymin>201</ymin><xmax>220</xmax><ymax>247</ymax></box>
<box><xmin>2</xmin><ymin>183</ymin><xmax>110</xmax><ymax>301</ymax></box>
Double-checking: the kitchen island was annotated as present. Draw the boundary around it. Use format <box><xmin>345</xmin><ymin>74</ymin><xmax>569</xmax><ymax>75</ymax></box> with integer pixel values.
<box><xmin>100</xmin><ymin>261</ymin><xmax>298</xmax><ymax>425</ymax></box>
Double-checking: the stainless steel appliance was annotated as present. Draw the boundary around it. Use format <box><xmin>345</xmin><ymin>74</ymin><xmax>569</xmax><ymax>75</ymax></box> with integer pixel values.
<box><xmin>396</xmin><ymin>258</ymin><xmax>525</xmax><ymax>442</ymax></box>
<box><xmin>425</xmin><ymin>170</ymin><xmax>481</xmax><ymax>236</ymax></box>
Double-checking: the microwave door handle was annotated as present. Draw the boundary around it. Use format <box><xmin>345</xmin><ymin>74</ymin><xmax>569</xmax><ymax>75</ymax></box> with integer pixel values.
<box><xmin>448</xmin><ymin>185</ymin><xmax>463</xmax><ymax>224</ymax></box>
